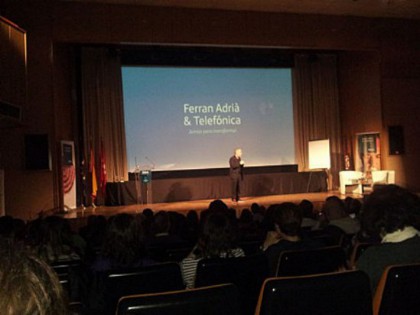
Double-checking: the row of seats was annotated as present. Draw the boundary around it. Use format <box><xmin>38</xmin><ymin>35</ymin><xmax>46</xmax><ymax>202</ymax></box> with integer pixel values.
<box><xmin>53</xmin><ymin>245</ymin><xmax>376</xmax><ymax>314</ymax></box>
<box><xmin>115</xmin><ymin>263</ymin><xmax>420</xmax><ymax>315</ymax></box>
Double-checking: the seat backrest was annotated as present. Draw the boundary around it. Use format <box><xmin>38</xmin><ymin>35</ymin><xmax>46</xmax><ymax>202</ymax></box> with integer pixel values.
<box><xmin>50</xmin><ymin>259</ymin><xmax>83</xmax><ymax>302</ymax></box>
<box><xmin>373</xmin><ymin>263</ymin><xmax>420</xmax><ymax>315</ymax></box>
<box><xmin>117</xmin><ymin>283</ymin><xmax>241</xmax><ymax>315</ymax></box>
<box><xmin>256</xmin><ymin>271</ymin><xmax>372</xmax><ymax>315</ymax></box>
<box><xmin>148</xmin><ymin>244</ymin><xmax>193</xmax><ymax>262</ymax></box>
<box><xmin>195</xmin><ymin>254</ymin><xmax>269</xmax><ymax>315</ymax></box>
<box><xmin>238</xmin><ymin>240</ymin><xmax>264</xmax><ymax>256</ymax></box>
<box><xmin>307</xmin><ymin>227</ymin><xmax>344</xmax><ymax>247</ymax></box>
<box><xmin>104</xmin><ymin>262</ymin><xmax>184</xmax><ymax>315</ymax></box>
<box><xmin>349</xmin><ymin>243</ymin><xmax>375</xmax><ymax>268</ymax></box>
<box><xmin>276</xmin><ymin>246</ymin><xmax>347</xmax><ymax>276</ymax></box>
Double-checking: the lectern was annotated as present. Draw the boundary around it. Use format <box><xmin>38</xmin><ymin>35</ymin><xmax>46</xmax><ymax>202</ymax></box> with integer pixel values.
<box><xmin>133</xmin><ymin>164</ymin><xmax>153</xmax><ymax>204</ymax></box>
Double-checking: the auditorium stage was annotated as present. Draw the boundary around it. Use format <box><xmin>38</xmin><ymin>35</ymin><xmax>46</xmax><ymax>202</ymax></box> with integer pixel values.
<box><xmin>63</xmin><ymin>190</ymin><xmax>362</xmax><ymax>222</ymax></box>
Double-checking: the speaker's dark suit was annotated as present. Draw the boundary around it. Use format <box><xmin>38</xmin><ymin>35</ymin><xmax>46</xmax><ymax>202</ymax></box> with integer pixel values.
<box><xmin>229</xmin><ymin>155</ymin><xmax>243</xmax><ymax>201</ymax></box>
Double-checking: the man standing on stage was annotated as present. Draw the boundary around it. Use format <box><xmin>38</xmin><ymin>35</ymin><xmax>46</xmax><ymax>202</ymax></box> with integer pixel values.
<box><xmin>229</xmin><ymin>148</ymin><xmax>244</xmax><ymax>202</ymax></box>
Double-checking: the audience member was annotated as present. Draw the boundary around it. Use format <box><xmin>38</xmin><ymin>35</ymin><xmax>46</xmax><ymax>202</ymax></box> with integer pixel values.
<box><xmin>181</xmin><ymin>210</ymin><xmax>199</xmax><ymax>244</ymax></box>
<box><xmin>238</xmin><ymin>208</ymin><xmax>259</xmax><ymax>241</ymax></box>
<box><xmin>251</xmin><ymin>202</ymin><xmax>264</xmax><ymax>223</ymax></box>
<box><xmin>8</xmin><ymin>193</ymin><xmax>410</xmax><ymax>309</ymax></box>
<box><xmin>298</xmin><ymin>199</ymin><xmax>318</xmax><ymax>229</ymax></box>
<box><xmin>261</xmin><ymin>202</ymin><xmax>321</xmax><ymax>275</ymax></box>
<box><xmin>344</xmin><ymin>196</ymin><xmax>362</xmax><ymax>219</ymax></box>
<box><xmin>322</xmin><ymin>196</ymin><xmax>360</xmax><ymax>235</ymax></box>
<box><xmin>0</xmin><ymin>240</ymin><xmax>68</xmax><ymax>315</ymax></box>
<box><xmin>28</xmin><ymin>216</ymin><xmax>81</xmax><ymax>264</ymax></box>
<box><xmin>147</xmin><ymin>211</ymin><xmax>185</xmax><ymax>247</ymax></box>
<box><xmin>357</xmin><ymin>185</ymin><xmax>420</xmax><ymax>292</ymax></box>
<box><xmin>141</xmin><ymin>208</ymin><xmax>154</xmax><ymax>238</ymax></box>
<box><xmin>0</xmin><ymin>215</ymin><xmax>15</xmax><ymax>242</ymax></box>
<box><xmin>79</xmin><ymin>215</ymin><xmax>108</xmax><ymax>263</ymax></box>
<box><xmin>181</xmin><ymin>211</ymin><xmax>245</xmax><ymax>288</ymax></box>
<box><xmin>91</xmin><ymin>213</ymin><xmax>152</xmax><ymax>272</ymax></box>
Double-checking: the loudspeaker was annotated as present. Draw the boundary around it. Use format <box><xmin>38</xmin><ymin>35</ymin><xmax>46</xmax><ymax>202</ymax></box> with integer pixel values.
<box><xmin>24</xmin><ymin>134</ymin><xmax>51</xmax><ymax>170</ymax></box>
<box><xmin>388</xmin><ymin>125</ymin><xmax>405</xmax><ymax>155</ymax></box>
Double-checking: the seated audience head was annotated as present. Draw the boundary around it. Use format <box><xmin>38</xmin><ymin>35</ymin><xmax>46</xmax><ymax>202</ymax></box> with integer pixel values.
<box><xmin>272</xmin><ymin>202</ymin><xmax>302</xmax><ymax>237</ymax></box>
<box><xmin>187</xmin><ymin>210</ymin><xmax>199</xmax><ymax>225</ymax></box>
<box><xmin>361</xmin><ymin>184</ymin><xmax>420</xmax><ymax>239</ymax></box>
<box><xmin>0</xmin><ymin>215</ymin><xmax>14</xmax><ymax>241</ymax></box>
<box><xmin>152</xmin><ymin>211</ymin><xmax>171</xmax><ymax>235</ymax></box>
<box><xmin>142</xmin><ymin>208</ymin><xmax>154</xmax><ymax>218</ymax></box>
<box><xmin>141</xmin><ymin>208</ymin><xmax>154</xmax><ymax>237</ymax></box>
<box><xmin>239</xmin><ymin>209</ymin><xmax>253</xmax><ymax>224</ymax></box>
<box><xmin>198</xmin><ymin>211</ymin><xmax>238</xmax><ymax>258</ymax></box>
<box><xmin>44</xmin><ymin>215</ymin><xmax>73</xmax><ymax>244</ymax></box>
<box><xmin>344</xmin><ymin>197</ymin><xmax>362</xmax><ymax>218</ymax></box>
<box><xmin>168</xmin><ymin>212</ymin><xmax>187</xmax><ymax>236</ymax></box>
<box><xmin>101</xmin><ymin>213</ymin><xmax>145</xmax><ymax>266</ymax></box>
<box><xmin>262</xmin><ymin>204</ymin><xmax>280</xmax><ymax>232</ymax></box>
<box><xmin>11</xmin><ymin>218</ymin><xmax>26</xmax><ymax>242</ymax></box>
<box><xmin>0</xmin><ymin>241</ymin><xmax>67</xmax><ymax>315</ymax></box>
<box><xmin>323</xmin><ymin>196</ymin><xmax>347</xmax><ymax>221</ymax></box>
<box><xmin>299</xmin><ymin>199</ymin><xmax>316</xmax><ymax>219</ymax></box>
<box><xmin>27</xmin><ymin>216</ymin><xmax>77</xmax><ymax>263</ymax></box>
<box><xmin>80</xmin><ymin>215</ymin><xmax>108</xmax><ymax>250</ymax></box>
<box><xmin>208</xmin><ymin>199</ymin><xmax>229</xmax><ymax>213</ymax></box>
<box><xmin>251</xmin><ymin>203</ymin><xmax>261</xmax><ymax>215</ymax></box>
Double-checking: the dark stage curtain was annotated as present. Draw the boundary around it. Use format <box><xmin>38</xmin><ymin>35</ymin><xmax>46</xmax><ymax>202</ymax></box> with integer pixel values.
<box><xmin>81</xmin><ymin>47</ymin><xmax>128</xmax><ymax>183</ymax></box>
<box><xmin>293</xmin><ymin>54</ymin><xmax>343</xmax><ymax>189</ymax></box>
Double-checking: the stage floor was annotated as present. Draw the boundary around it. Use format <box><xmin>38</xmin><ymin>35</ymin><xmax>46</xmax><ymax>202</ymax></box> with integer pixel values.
<box><xmin>63</xmin><ymin>190</ymin><xmax>362</xmax><ymax>221</ymax></box>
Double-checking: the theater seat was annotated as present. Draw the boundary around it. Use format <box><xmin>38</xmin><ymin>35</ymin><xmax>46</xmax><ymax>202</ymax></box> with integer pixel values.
<box><xmin>100</xmin><ymin>262</ymin><xmax>184</xmax><ymax>315</ymax></box>
<box><xmin>116</xmin><ymin>283</ymin><xmax>240</xmax><ymax>315</ymax></box>
<box><xmin>195</xmin><ymin>254</ymin><xmax>269</xmax><ymax>315</ymax></box>
<box><xmin>349</xmin><ymin>243</ymin><xmax>375</xmax><ymax>268</ymax></box>
<box><xmin>50</xmin><ymin>259</ymin><xmax>84</xmax><ymax>302</ymax></box>
<box><xmin>148</xmin><ymin>244</ymin><xmax>193</xmax><ymax>262</ymax></box>
<box><xmin>276</xmin><ymin>246</ymin><xmax>347</xmax><ymax>276</ymax></box>
<box><xmin>256</xmin><ymin>271</ymin><xmax>372</xmax><ymax>315</ymax></box>
<box><xmin>373</xmin><ymin>263</ymin><xmax>420</xmax><ymax>315</ymax></box>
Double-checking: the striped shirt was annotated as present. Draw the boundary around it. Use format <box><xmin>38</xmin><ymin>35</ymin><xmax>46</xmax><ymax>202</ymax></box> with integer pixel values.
<box><xmin>181</xmin><ymin>247</ymin><xmax>245</xmax><ymax>289</ymax></box>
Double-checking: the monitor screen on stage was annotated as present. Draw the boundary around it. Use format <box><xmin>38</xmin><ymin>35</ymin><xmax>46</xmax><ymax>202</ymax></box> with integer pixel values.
<box><xmin>122</xmin><ymin>66</ymin><xmax>295</xmax><ymax>171</ymax></box>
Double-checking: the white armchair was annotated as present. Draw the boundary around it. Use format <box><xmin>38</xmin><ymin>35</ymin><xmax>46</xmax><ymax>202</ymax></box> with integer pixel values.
<box><xmin>339</xmin><ymin>171</ymin><xmax>364</xmax><ymax>195</ymax></box>
<box><xmin>371</xmin><ymin>170</ymin><xmax>395</xmax><ymax>186</ymax></box>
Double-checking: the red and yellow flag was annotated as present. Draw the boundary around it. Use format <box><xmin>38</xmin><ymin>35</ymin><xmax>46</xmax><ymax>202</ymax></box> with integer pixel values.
<box><xmin>89</xmin><ymin>147</ymin><xmax>98</xmax><ymax>198</ymax></box>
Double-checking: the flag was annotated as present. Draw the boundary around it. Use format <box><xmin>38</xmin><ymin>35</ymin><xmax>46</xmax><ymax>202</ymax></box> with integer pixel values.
<box><xmin>99</xmin><ymin>139</ymin><xmax>107</xmax><ymax>195</ymax></box>
<box><xmin>89</xmin><ymin>147</ymin><xmax>98</xmax><ymax>199</ymax></box>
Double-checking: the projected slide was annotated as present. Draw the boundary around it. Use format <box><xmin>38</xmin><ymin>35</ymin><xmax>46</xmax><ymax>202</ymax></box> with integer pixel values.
<box><xmin>122</xmin><ymin>66</ymin><xmax>295</xmax><ymax>171</ymax></box>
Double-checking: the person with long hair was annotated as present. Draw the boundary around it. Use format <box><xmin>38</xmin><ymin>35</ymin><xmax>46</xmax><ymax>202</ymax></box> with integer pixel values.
<box><xmin>0</xmin><ymin>240</ymin><xmax>68</xmax><ymax>315</ymax></box>
<box><xmin>91</xmin><ymin>213</ymin><xmax>151</xmax><ymax>271</ymax></box>
<box><xmin>181</xmin><ymin>210</ymin><xmax>245</xmax><ymax>288</ymax></box>
<box><xmin>27</xmin><ymin>216</ymin><xmax>81</xmax><ymax>264</ymax></box>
